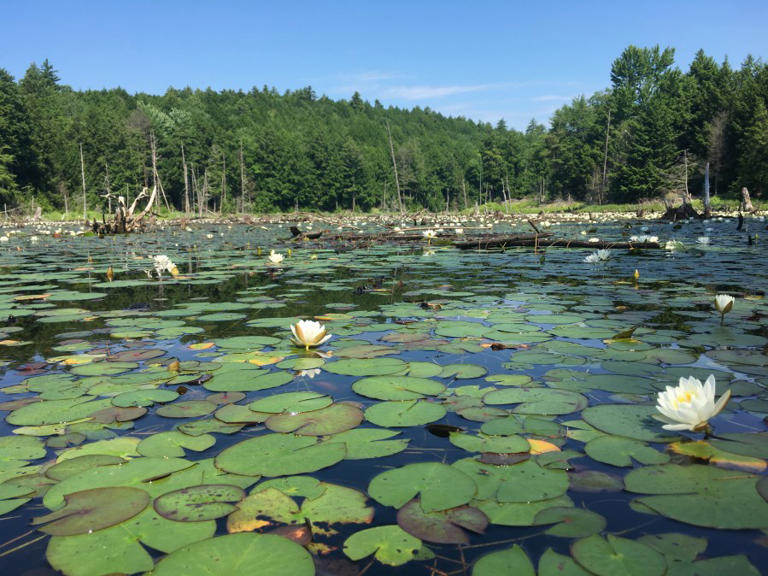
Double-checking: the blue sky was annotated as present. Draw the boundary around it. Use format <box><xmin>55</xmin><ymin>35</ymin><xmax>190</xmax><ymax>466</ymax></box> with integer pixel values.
<box><xmin>2</xmin><ymin>0</ymin><xmax>766</xmax><ymax>130</ymax></box>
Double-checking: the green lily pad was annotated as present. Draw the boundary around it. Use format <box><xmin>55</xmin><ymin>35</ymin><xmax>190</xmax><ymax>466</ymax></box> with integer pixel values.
<box><xmin>452</xmin><ymin>457</ymin><xmax>568</xmax><ymax>502</ymax></box>
<box><xmin>203</xmin><ymin>369</ymin><xmax>292</xmax><ymax>392</ymax></box>
<box><xmin>538</xmin><ymin>548</ymin><xmax>592</xmax><ymax>576</ymax></box>
<box><xmin>215</xmin><ymin>433</ymin><xmax>346</xmax><ymax>477</ymax></box>
<box><xmin>248</xmin><ymin>391</ymin><xmax>332</xmax><ymax>414</ymax></box>
<box><xmin>343</xmin><ymin>524</ymin><xmax>423</xmax><ymax>566</ymax></box>
<box><xmin>325</xmin><ymin>357</ymin><xmax>407</xmax><ymax>376</ymax></box>
<box><xmin>582</xmin><ymin>404</ymin><xmax>679</xmax><ymax>442</ymax></box>
<box><xmin>440</xmin><ymin>363</ymin><xmax>487</xmax><ymax>379</ymax></box>
<box><xmin>352</xmin><ymin>375</ymin><xmax>445</xmax><ymax>400</ymax></box>
<box><xmin>365</xmin><ymin>400</ymin><xmax>447</xmax><ymax>427</ymax></box>
<box><xmin>473</xmin><ymin>545</ymin><xmax>535</xmax><ymax>576</ymax></box>
<box><xmin>153</xmin><ymin>484</ymin><xmax>245</xmax><ymax>521</ymax></box>
<box><xmin>32</xmin><ymin>486</ymin><xmax>149</xmax><ymax>536</ymax></box>
<box><xmin>449</xmin><ymin>431</ymin><xmax>529</xmax><ymax>454</ymax></box>
<box><xmin>368</xmin><ymin>462</ymin><xmax>476</xmax><ymax>512</ymax></box>
<box><xmin>137</xmin><ymin>431</ymin><xmax>216</xmax><ymax>457</ymax></box>
<box><xmin>0</xmin><ymin>435</ymin><xmax>47</xmax><ymax>460</ymax></box>
<box><xmin>625</xmin><ymin>463</ymin><xmax>768</xmax><ymax>529</ymax></box>
<box><xmin>43</xmin><ymin>457</ymin><xmax>194</xmax><ymax>509</ymax></box>
<box><xmin>571</xmin><ymin>534</ymin><xmax>667</xmax><ymax>576</ymax></box>
<box><xmin>585</xmin><ymin>435</ymin><xmax>670</xmax><ymax>467</ymax></box>
<box><xmin>45</xmin><ymin>454</ymin><xmax>125</xmax><ymax>481</ymax></box>
<box><xmin>46</xmin><ymin>521</ymin><xmax>154</xmax><ymax>576</ymax></box>
<box><xmin>112</xmin><ymin>389</ymin><xmax>179</xmax><ymax>407</ymax></box>
<box><xmin>266</xmin><ymin>402</ymin><xmax>363</xmax><ymax>435</ymax></box>
<box><xmin>534</xmin><ymin>506</ymin><xmax>606</xmax><ymax>537</ymax></box>
<box><xmin>483</xmin><ymin>387</ymin><xmax>587</xmax><ymax>415</ymax></box>
<box><xmin>323</xmin><ymin>428</ymin><xmax>409</xmax><ymax>459</ymax></box>
<box><xmin>151</xmin><ymin>533</ymin><xmax>314</xmax><ymax>576</ymax></box>
<box><xmin>474</xmin><ymin>494</ymin><xmax>573</xmax><ymax>526</ymax></box>
<box><xmin>636</xmin><ymin>532</ymin><xmax>707</xmax><ymax>563</ymax></box>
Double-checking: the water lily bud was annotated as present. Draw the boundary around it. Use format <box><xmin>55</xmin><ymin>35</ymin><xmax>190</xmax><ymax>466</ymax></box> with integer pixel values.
<box><xmin>714</xmin><ymin>294</ymin><xmax>734</xmax><ymax>315</ymax></box>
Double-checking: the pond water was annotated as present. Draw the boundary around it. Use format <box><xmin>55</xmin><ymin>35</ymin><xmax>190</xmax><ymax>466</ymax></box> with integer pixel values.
<box><xmin>0</xmin><ymin>216</ymin><xmax>767</xmax><ymax>576</ymax></box>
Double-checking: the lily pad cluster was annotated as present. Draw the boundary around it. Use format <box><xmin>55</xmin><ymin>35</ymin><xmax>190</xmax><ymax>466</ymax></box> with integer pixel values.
<box><xmin>0</xmin><ymin>220</ymin><xmax>767</xmax><ymax>575</ymax></box>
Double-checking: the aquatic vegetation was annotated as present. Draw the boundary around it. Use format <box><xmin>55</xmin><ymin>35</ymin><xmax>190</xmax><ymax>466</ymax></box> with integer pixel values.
<box><xmin>0</xmin><ymin>217</ymin><xmax>766</xmax><ymax>576</ymax></box>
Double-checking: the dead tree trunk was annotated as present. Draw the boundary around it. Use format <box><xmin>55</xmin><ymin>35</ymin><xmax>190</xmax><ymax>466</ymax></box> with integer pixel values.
<box><xmin>740</xmin><ymin>186</ymin><xmax>755</xmax><ymax>213</ymax></box>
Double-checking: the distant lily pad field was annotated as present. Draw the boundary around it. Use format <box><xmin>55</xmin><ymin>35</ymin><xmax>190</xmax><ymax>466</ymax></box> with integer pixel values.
<box><xmin>0</xmin><ymin>215</ymin><xmax>767</xmax><ymax>576</ymax></box>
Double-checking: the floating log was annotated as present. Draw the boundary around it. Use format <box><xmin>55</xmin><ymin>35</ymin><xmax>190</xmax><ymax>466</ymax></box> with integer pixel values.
<box><xmin>453</xmin><ymin>235</ymin><xmax>660</xmax><ymax>250</ymax></box>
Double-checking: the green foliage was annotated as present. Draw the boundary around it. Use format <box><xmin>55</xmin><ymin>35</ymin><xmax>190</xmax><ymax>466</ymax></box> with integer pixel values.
<box><xmin>2</xmin><ymin>45</ymin><xmax>768</xmax><ymax>213</ymax></box>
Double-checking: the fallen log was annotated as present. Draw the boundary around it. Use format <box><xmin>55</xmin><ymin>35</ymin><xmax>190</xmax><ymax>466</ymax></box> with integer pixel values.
<box><xmin>454</xmin><ymin>236</ymin><xmax>660</xmax><ymax>250</ymax></box>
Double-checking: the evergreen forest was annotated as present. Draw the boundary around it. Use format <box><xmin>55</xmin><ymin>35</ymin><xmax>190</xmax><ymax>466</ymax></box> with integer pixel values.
<box><xmin>1</xmin><ymin>45</ymin><xmax>767</xmax><ymax>215</ymax></box>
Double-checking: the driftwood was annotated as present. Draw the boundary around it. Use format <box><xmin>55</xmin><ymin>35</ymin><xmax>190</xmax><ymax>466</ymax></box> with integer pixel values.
<box><xmin>297</xmin><ymin>229</ymin><xmax>661</xmax><ymax>251</ymax></box>
<box><xmin>92</xmin><ymin>186</ymin><xmax>158</xmax><ymax>234</ymax></box>
<box><xmin>454</xmin><ymin>235</ymin><xmax>660</xmax><ymax>250</ymax></box>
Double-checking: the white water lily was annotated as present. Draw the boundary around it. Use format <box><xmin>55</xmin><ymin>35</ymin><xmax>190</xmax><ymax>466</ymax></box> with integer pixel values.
<box><xmin>152</xmin><ymin>255</ymin><xmax>178</xmax><ymax>278</ymax></box>
<box><xmin>656</xmin><ymin>374</ymin><xmax>731</xmax><ymax>431</ymax></box>
<box><xmin>714</xmin><ymin>294</ymin><xmax>735</xmax><ymax>325</ymax></box>
<box><xmin>267</xmin><ymin>250</ymin><xmax>284</xmax><ymax>265</ymax></box>
<box><xmin>584</xmin><ymin>249</ymin><xmax>611</xmax><ymax>263</ymax></box>
<box><xmin>697</xmin><ymin>236</ymin><xmax>710</xmax><ymax>245</ymax></box>
<box><xmin>665</xmin><ymin>240</ymin><xmax>684</xmax><ymax>251</ymax></box>
<box><xmin>290</xmin><ymin>320</ymin><xmax>332</xmax><ymax>350</ymax></box>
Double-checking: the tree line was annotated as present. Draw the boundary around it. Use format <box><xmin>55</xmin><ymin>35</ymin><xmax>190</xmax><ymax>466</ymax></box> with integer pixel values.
<box><xmin>1</xmin><ymin>45</ymin><xmax>766</xmax><ymax>215</ymax></box>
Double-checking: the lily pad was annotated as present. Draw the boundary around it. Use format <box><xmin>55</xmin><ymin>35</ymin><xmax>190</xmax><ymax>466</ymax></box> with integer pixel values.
<box><xmin>248</xmin><ymin>391</ymin><xmax>332</xmax><ymax>414</ymax></box>
<box><xmin>154</xmin><ymin>484</ymin><xmax>245</xmax><ymax>522</ymax></box>
<box><xmin>325</xmin><ymin>357</ymin><xmax>407</xmax><ymax>376</ymax></box>
<box><xmin>571</xmin><ymin>534</ymin><xmax>667</xmax><ymax>576</ymax></box>
<box><xmin>266</xmin><ymin>402</ymin><xmax>363</xmax><ymax>435</ymax></box>
<box><xmin>215</xmin><ymin>433</ymin><xmax>346</xmax><ymax>477</ymax></box>
<box><xmin>352</xmin><ymin>375</ymin><xmax>445</xmax><ymax>400</ymax></box>
<box><xmin>534</xmin><ymin>506</ymin><xmax>606</xmax><ymax>537</ymax></box>
<box><xmin>585</xmin><ymin>435</ymin><xmax>670</xmax><ymax>467</ymax></box>
<box><xmin>473</xmin><ymin>545</ymin><xmax>535</xmax><ymax>576</ymax></box>
<box><xmin>625</xmin><ymin>463</ymin><xmax>768</xmax><ymax>529</ymax></box>
<box><xmin>483</xmin><ymin>387</ymin><xmax>587</xmax><ymax>415</ymax></box>
<box><xmin>323</xmin><ymin>428</ymin><xmax>409</xmax><ymax>459</ymax></box>
<box><xmin>151</xmin><ymin>533</ymin><xmax>314</xmax><ymax>576</ymax></box>
<box><xmin>343</xmin><ymin>524</ymin><xmax>423</xmax><ymax>567</ymax></box>
<box><xmin>582</xmin><ymin>404</ymin><xmax>679</xmax><ymax>443</ymax></box>
<box><xmin>32</xmin><ymin>486</ymin><xmax>149</xmax><ymax>536</ymax></box>
<box><xmin>365</xmin><ymin>399</ymin><xmax>447</xmax><ymax>427</ymax></box>
<box><xmin>368</xmin><ymin>462</ymin><xmax>476</xmax><ymax>512</ymax></box>
<box><xmin>397</xmin><ymin>498</ymin><xmax>488</xmax><ymax>544</ymax></box>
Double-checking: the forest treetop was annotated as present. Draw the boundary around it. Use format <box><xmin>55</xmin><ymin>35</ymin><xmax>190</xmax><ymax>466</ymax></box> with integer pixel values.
<box><xmin>1</xmin><ymin>45</ymin><xmax>766</xmax><ymax>215</ymax></box>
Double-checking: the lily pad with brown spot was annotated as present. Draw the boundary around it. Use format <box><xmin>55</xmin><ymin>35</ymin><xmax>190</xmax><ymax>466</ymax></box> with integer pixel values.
<box><xmin>154</xmin><ymin>484</ymin><xmax>245</xmax><ymax>522</ymax></box>
<box><xmin>32</xmin><ymin>486</ymin><xmax>149</xmax><ymax>535</ymax></box>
